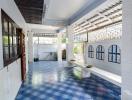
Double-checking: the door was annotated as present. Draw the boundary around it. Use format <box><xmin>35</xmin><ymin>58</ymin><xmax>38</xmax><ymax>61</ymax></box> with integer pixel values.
<box><xmin>18</xmin><ymin>29</ymin><xmax>26</xmax><ymax>81</ymax></box>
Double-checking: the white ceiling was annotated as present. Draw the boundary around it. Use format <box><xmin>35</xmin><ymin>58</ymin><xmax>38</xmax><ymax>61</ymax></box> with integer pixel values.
<box><xmin>44</xmin><ymin>0</ymin><xmax>103</xmax><ymax>26</ymax></box>
<box><xmin>46</xmin><ymin>0</ymin><xmax>96</xmax><ymax>21</ymax></box>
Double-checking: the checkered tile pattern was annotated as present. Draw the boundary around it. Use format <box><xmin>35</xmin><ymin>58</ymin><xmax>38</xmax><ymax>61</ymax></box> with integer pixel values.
<box><xmin>16</xmin><ymin>61</ymin><xmax>121</xmax><ymax>100</ymax></box>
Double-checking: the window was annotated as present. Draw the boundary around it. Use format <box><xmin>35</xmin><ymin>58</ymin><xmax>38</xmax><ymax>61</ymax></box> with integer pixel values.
<box><xmin>2</xmin><ymin>10</ymin><xmax>21</xmax><ymax>66</ymax></box>
<box><xmin>33</xmin><ymin>37</ymin><xmax>57</xmax><ymax>44</ymax></box>
<box><xmin>108</xmin><ymin>45</ymin><xmax>121</xmax><ymax>64</ymax></box>
<box><xmin>96</xmin><ymin>45</ymin><xmax>105</xmax><ymax>60</ymax></box>
<box><xmin>88</xmin><ymin>45</ymin><xmax>94</xmax><ymax>58</ymax></box>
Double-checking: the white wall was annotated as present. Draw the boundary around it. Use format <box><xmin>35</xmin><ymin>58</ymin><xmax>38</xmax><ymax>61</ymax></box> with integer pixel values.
<box><xmin>86</xmin><ymin>39</ymin><xmax>121</xmax><ymax>75</ymax></box>
<box><xmin>0</xmin><ymin>0</ymin><xmax>27</xmax><ymax>100</ymax></box>
<box><xmin>33</xmin><ymin>44</ymin><xmax>58</xmax><ymax>60</ymax></box>
<box><xmin>0</xmin><ymin>59</ymin><xmax>21</xmax><ymax>100</ymax></box>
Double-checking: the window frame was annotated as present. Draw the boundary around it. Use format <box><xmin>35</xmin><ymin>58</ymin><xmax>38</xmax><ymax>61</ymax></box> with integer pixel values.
<box><xmin>1</xmin><ymin>10</ymin><xmax>21</xmax><ymax>66</ymax></box>
<box><xmin>108</xmin><ymin>45</ymin><xmax>121</xmax><ymax>64</ymax></box>
<box><xmin>88</xmin><ymin>45</ymin><xmax>94</xmax><ymax>58</ymax></box>
<box><xmin>96</xmin><ymin>45</ymin><xmax>105</xmax><ymax>60</ymax></box>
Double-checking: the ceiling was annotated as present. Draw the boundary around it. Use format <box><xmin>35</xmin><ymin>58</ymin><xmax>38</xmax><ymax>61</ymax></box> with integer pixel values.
<box><xmin>44</xmin><ymin>0</ymin><xmax>105</xmax><ymax>26</ymax></box>
<box><xmin>15</xmin><ymin>0</ymin><xmax>106</xmax><ymax>26</ymax></box>
<box><xmin>14</xmin><ymin>0</ymin><xmax>44</xmax><ymax>24</ymax></box>
<box><xmin>45</xmin><ymin>0</ymin><xmax>96</xmax><ymax>21</ymax></box>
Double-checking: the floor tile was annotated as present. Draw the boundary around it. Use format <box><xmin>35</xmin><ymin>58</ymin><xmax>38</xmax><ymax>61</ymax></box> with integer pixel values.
<box><xmin>16</xmin><ymin>61</ymin><xmax>121</xmax><ymax>100</ymax></box>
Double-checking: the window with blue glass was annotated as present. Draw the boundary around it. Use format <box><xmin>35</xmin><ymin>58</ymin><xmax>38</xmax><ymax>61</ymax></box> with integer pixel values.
<box><xmin>108</xmin><ymin>45</ymin><xmax>121</xmax><ymax>64</ymax></box>
<box><xmin>96</xmin><ymin>45</ymin><xmax>105</xmax><ymax>60</ymax></box>
<box><xmin>88</xmin><ymin>45</ymin><xmax>94</xmax><ymax>58</ymax></box>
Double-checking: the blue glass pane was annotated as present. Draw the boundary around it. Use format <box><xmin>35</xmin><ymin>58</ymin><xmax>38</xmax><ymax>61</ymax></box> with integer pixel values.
<box><xmin>117</xmin><ymin>55</ymin><xmax>121</xmax><ymax>63</ymax></box>
<box><xmin>113</xmin><ymin>45</ymin><xmax>117</xmax><ymax>53</ymax></box>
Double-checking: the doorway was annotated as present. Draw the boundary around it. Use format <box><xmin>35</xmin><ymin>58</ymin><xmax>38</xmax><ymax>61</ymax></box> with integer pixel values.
<box><xmin>17</xmin><ymin>29</ymin><xmax>26</xmax><ymax>81</ymax></box>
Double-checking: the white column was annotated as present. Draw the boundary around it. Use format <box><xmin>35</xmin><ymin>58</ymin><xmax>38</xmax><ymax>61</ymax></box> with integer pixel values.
<box><xmin>57</xmin><ymin>33</ymin><xmax>62</xmax><ymax>62</ymax></box>
<box><xmin>66</xmin><ymin>26</ymin><xmax>74</xmax><ymax>62</ymax></box>
<box><xmin>83</xmin><ymin>42</ymin><xmax>88</xmax><ymax>64</ymax></box>
<box><xmin>122</xmin><ymin>0</ymin><xmax>132</xmax><ymax>99</ymax></box>
<box><xmin>24</xmin><ymin>30</ymin><xmax>29</xmax><ymax>72</ymax></box>
<box><xmin>28</xmin><ymin>31</ymin><xmax>34</xmax><ymax>63</ymax></box>
<box><xmin>0</xmin><ymin>10</ymin><xmax>4</xmax><ymax>69</ymax></box>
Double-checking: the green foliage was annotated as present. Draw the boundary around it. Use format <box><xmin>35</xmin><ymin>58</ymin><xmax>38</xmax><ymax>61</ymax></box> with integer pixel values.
<box><xmin>73</xmin><ymin>47</ymin><xmax>78</xmax><ymax>54</ymax></box>
<box><xmin>62</xmin><ymin>38</ymin><xmax>66</xmax><ymax>43</ymax></box>
<box><xmin>73</xmin><ymin>43</ymin><xmax>83</xmax><ymax>54</ymax></box>
<box><xmin>3</xmin><ymin>36</ymin><xmax>8</xmax><ymax>45</ymax></box>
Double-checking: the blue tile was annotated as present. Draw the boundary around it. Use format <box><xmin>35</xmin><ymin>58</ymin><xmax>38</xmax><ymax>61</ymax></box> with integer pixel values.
<box><xmin>15</xmin><ymin>61</ymin><xmax>121</xmax><ymax>100</ymax></box>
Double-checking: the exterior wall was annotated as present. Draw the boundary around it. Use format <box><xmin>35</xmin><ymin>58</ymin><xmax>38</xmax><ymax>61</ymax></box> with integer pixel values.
<box><xmin>0</xmin><ymin>0</ymin><xmax>27</xmax><ymax>100</ymax></box>
<box><xmin>85</xmin><ymin>39</ymin><xmax>121</xmax><ymax>75</ymax></box>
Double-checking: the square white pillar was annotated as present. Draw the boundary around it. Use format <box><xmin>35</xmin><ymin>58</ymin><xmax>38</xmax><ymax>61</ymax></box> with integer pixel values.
<box><xmin>0</xmin><ymin>10</ymin><xmax>4</xmax><ymax>69</ymax></box>
<box><xmin>83</xmin><ymin>42</ymin><xmax>88</xmax><ymax>64</ymax></box>
<box><xmin>57</xmin><ymin>33</ymin><xmax>62</xmax><ymax>62</ymax></box>
<box><xmin>28</xmin><ymin>32</ymin><xmax>34</xmax><ymax>63</ymax></box>
<box><xmin>122</xmin><ymin>0</ymin><xmax>132</xmax><ymax>99</ymax></box>
<box><xmin>66</xmin><ymin>26</ymin><xmax>74</xmax><ymax>61</ymax></box>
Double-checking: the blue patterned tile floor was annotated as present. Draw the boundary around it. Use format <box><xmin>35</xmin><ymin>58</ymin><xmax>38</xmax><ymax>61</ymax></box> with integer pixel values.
<box><xmin>15</xmin><ymin>61</ymin><xmax>121</xmax><ymax>100</ymax></box>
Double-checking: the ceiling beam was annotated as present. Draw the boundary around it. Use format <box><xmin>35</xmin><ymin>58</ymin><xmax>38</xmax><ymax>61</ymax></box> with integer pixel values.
<box><xmin>14</xmin><ymin>0</ymin><xmax>44</xmax><ymax>24</ymax></box>
<box><xmin>19</xmin><ymin>6</ymin><xmax>43</xmax><ymax>11</ymax></box>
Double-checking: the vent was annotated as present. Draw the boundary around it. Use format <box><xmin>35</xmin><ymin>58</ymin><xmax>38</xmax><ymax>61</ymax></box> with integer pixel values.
<box><xmin>73</xmin><ymin>0</ymin><xmax>122</xmax><ymax>34</ymax></box>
